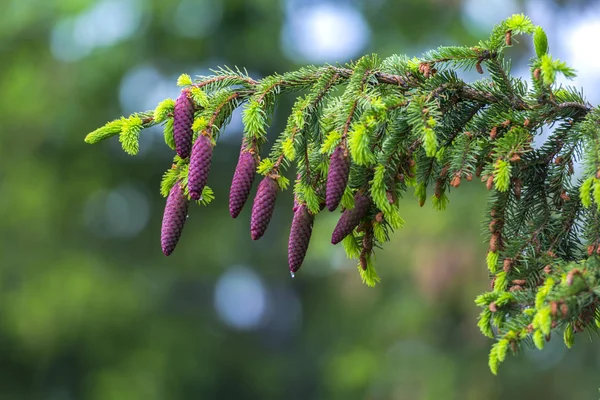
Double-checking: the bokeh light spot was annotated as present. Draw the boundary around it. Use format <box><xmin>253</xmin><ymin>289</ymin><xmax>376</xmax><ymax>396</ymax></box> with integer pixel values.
<box><xmin>214</xmin><ymin>266</ymin><xmax>267</xmax><ymax>330</ymax></box>
<box><xmin>281</xmin><ymin>2</ymin><xmax>370</xmax><ymax>63</ymax></box>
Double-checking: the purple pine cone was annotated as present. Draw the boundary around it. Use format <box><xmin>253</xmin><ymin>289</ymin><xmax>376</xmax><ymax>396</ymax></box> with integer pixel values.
<box><xmin>326</xmin><ymin>146</ymin><xmax>350</xmax><ymax>211</ymax></box>
<box><xmin>161</xmin><ymin>182</ymin><xmax>189</xmax><ymax>256</ymax></box>
<box><xmin>250</xmin><ymin>176</ymin><xmax>279</xmax><ymax>240</ymax></box>
<box><xmin>188</xmin><ymin>135</ymin><xmax>213</xmax><ymax>200</ymax></box>
<box><xmin>173</xmin><ymin>91</ymin><xmax>195</xmax><ymax>158</ymax></box>
<box><xmin>331</xmin><ymin>192</ymin><xmax>370</xmax><ymax>244</ymax></box>
<box><xmin>229</xmin><ymin>148</ymin><xmax>257</xmax><ymax>218</ymax></box>
<box><xmin>288</xmin><ymin>204</ymin><xmax>315</xmax><ymax>273</ymax></box>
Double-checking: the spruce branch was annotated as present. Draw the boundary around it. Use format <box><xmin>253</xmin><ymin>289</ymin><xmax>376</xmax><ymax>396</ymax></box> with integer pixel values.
<box><xmin>84</xmin><ymin>14</ymin><xmax>600</xmax><ymax>375</ymax></box>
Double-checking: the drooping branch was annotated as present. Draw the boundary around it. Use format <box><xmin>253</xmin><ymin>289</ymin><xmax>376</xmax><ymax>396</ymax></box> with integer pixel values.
<box><xmin>84</xmin><ymin>14</ymin><xmax>600</xmax><ymax>377</ymax></box>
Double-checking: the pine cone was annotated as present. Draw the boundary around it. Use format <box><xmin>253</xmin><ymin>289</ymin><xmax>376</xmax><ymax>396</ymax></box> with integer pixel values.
<box><xmin>326</xmin><ymin>145</ymin><xmax>350</xmax><ymax>211</ymax></box>
<box><xmin>288</xmin><ymin>204</ymin><xmax>315</xmax><ymax>273</ymax></box>
<box><xmin>229</xmin><ymin>147</ymin><xmax>257</xmax><ymax>218</ymax></box>
<box><xmin>188</xmin><ymin>135</ymin><xmax>213</xmax><ymax>200</ymax></box>
<box><xmin>161</xmin><ymin>182</ymin><xmax>189</xmax><ymax>256</ymax></box>
<box><xmin>173</xmin><ymin>91</ymin><xmax>194</xmax><ymax>158</ymax></box>
<box><xmin>250</xmin><ymin>176</ymin><xmax>278</xmax><ymax>240</ymax></box>
<box><xmin>331</xmin><ymin>192</ymin><xmax>370</xmax><ymax>244</ymax></box>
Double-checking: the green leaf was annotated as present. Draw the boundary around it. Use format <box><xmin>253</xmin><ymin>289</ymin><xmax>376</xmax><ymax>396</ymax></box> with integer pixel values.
<box><xmin>358</xmin><ymin>255</ymin><xmax>381</xmax><ymax>287</ymax></box>
<box><xmin>85</xmin><ymin>119</ymin><xmax>123</xmax><ymax>144</ymax></box>
<box><xmin>163</xmin><ymin>118</ymin><xmax>175</xmax><ymax>150</ymax></box>
<box><xmin>493</xmin><ymin>271</ymin><xmax>508</xmax><ymax>292</ymax></box>
<box><xmin>342</xmin><ymin>234</ymin><xmax>361</xmax><ymax>259</ymax></box>
<box><xmin>533</xmin><ymin>26</ymin><xmax>549</xmax><ymax>58</ymax></box>
<box><xmin>494</xmin><ymin>159</ymin><xmax>511</xmax><ymax>192</ymax></box>
<box><xmin>119</xmin><ymin>115</ymin><xmax>144</xmax><ymax>155</ymax></box>
<box><xmin>153</xmin><ymin>98</ymin><xmax>175</xmax><ymax>123</ymax></box>
<box><xmin>535</xmin><ymin>277</ymin><xmax>554</xmax><ymax>309</ymax></box>
<box><xmin>197</xmin><ymin>185</ymin><xmax>215</xmax><ymax>206</ymax></box>
<box><xmin>414</xmin><ymin>183</ymin><xmax>427</xmax><ymax>207</ymax></box>
<box><xmin>505</xmin><ymin>14</ymin><xmax>535</xmax><ymax>35</ymax></box>
<box><xmin>257</xmin><ymin>159</ymin><xmax>274</xmax><ymax>175</ymax></box>
<box><xmin>341</xmin><ymin>187</ymin><xmax>355</xmax><ymax>210</ymax></box>
<box><xmin>580</xmin><ymin>177</ymin><xmax>594</xmax><ymax>208</ymax></box>
<box><xmin>373</xmin><ymin>222</ymin><xmax>386</xmax><ymax>243</ymax></box>
<box><xmin>277</xmin><ymin>175</ymin><xmax>291</xmax><ymax>191</ymax></box>
<box><xmin>190</xmin><ymin>87</ymin><xmax>209</xmax><ymax>108</ymax></box>
<box><xmin>564</xmin><ymin>323</ymin><xmax>574</xmax><ymax>349</ymax></box>
<box><xmin>488</xmin><ymin>345</ymin><xmax>500</xmax><ymax>375</ymax></box>
<box><xmin>431</xmin><ymin>193</ymin><xmax>449</xmax><ymax>211</ymax></box>
<box><xmin>478</xmin><ymin>309</ymin><xmax>494</xmax><ymax>339</ymax></box>
<box><xmin>422</xmin><ymin>127</ymin><xmax>438</xmax><ymax>158</ymax></box>
<box><xmin>487</xmin><ymin>251</ymin><xmax>499</xmax><ymax>273</ymax></box>
<box><xmin>320</xmin><ymin>131</ymin><xmax>342</xmax><ymax>154</ymax></box>
<box><xmin>348</xmin><ymin>123</ymin><xmax>376</xmax><ymax>166</ymax></box>
<box><xmin>533</xmin><ymin>329</ymin><xmax>545</xmax><ymax>350</ymax></box>
<box><xmin>540</xmin><ymin>54</ymin><xmax>576</xmax><ymax>85</ymax></box>
<box><xmin>160</xmin><ymin>167</ymin><xmax>181</xmax><ymax>197</ymax></box>
<box><xmin>282</xmin><ymin>138</ymin><xmax>296</xmax><ymax>161</ymax></box>
<box><xmin>177</xmin><ymin>73</ymin><xmax>193</xmax><ymax>87</ymax></box>
<box><xmin>593</xmin><ymin>178</ymin><xmax>600</xmax><ymax>210</ymax></box>
<box><xmin>192</xmin><ymin>116</ymin><xmax>208</xmax><ymax>134</ymax></box>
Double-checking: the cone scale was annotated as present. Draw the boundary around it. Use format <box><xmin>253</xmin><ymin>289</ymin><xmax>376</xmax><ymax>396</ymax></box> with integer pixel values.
<box><xmin>250</xmin><ymin>176</ymin><xmax>279</xmax><ymax>240</ymax></box>
<box><xmin>288</xmin><ymin>204</ymin><xmax>315</xmax><ymax>273</ymax></box>
<box><xmin>229</xmin><ymin>147</ymin><xmax>257</xmax><ymax>218</ymax></box>
<box><xmin>331</xmin><ymin>192</ymin><xmax>370</xmax><ymax>244</ymax></box>
<box><xmin>161</xmin><ymin>182</ymin><xmax>189</xmax><ymax>256</ymax></box>
<box><xmin>173</xmin><ymin>91</ymin><xmax>195</xmax><ymax>159</ymax></box>
<box><xmin>188</xmin><ymin>135</ymin><xmax>213</xmax><ymax>200</ymax></box>
<box><xmin>326</xmin><ymin>145</ymin><xmax>350</xmax><ymax>211</ymax></box>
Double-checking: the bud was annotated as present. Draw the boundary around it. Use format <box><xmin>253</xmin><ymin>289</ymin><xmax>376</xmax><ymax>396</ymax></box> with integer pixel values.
<box><xmin>489</xmin><ymin>126</ymin><xmax>498</xmax><ymax>140</ymax></box>
<box><xmin>533</xmin><ymin>68</ymin><xmax>541</xmax><ymax>81</ymax></box>
<box><xmin>331</xmin><ymin>192</ymin><xmax>370</xmax><ymax>244</ymax></box>
<box><xmin>173</xmin><ymin>90</ymin><xmax>195</xmax><ymax>158</ymax></box>
<box><xmin>161</xmin><ymin>182</ymin><xmax>190</xmax><ymax>256</ymax></box>
<box><xmin>503</xmin><ymin>258</ymin><xmax>512</xmax><ymax>273</ymax></box>
<box><xmin>476</xmin><ymin>62</ymin><xmax>484</xmax><ymax>74</ymax></box>
<box><xmin>288</xmin><ymin>204</ymin><xmax>315</xmax><ymax>273</ymax></box>
<box><xmin>513</xmin><ymin>178</ymin><xmax>522</xmax><ymax>200</ymax></box>
<box><xmin>560</xmin><ymin>303</ymin><xmax>568</xmax><ymax>318</ymax></box>
<box><xmin>543</xmin><ymin>264</ymin><xmax>552</xmax><ymax>274</ymax></box>
<box><xmin>489</xmin><ymin>232</ymin><xmax>500</xmax><ymax>252</ymax></box>
<box><xmin>489</xmin><ymin>302</ymin><xmax>498</xmax><ymax>313</ymax></box>
<box><xmin>551</xmin><ymin>301</ymin><xmax>558</xmax><ymax>317</ymax></box>
<box><xmin>511</xmin><ymin>279</ymin><xmax>526</xmax><ymax>286</ymax></box>
<box><xmin>250</xmin><ymin>176</ymin><xmax>279</xmax><ymax>240</ymax></box>
<box><xmin>509</xmin><ymin>285</ymin><xmax>523</xmax><ymax>292</ymax></box>
<box><xmin>486</xmin><ymin>175</ymin><xmax>494</xmax><ymax>191</ymax></box>
<box><xmin>360</xmin><ymin>227</ymin><xmax>374</xmax><ymax>271</ymax></box>
<box><xmin>229</xmin><ymin>147</ymin><xmax>257</xmax><ymax>218</ymax></box>
<box><xmin>326</xmin><ymin>146</ymin><xmax>350</xmax><ymax>211</ymax></box>
<box><xmin>188</xmin><ymin>135</ymin><xmax>213</xmax><ymax>200</ymax></box>
<box><xmin>475</xmin><ymin>164</ymin><xmax>483</xmax><ymax>178</ymax></box>
<box><xmin>450</xmin><ymin>174</ymin><xmax>461</xmax><ymax>188</ymax></box>
<box><xmin>466</xmin><ymin>173</ymin><xmax>473</xmax><ymax>181</ymax></box>
<box><xmin>560</xmin><ymin>191</ymin><xmax>570</xmax><ymax>202</ymax></box>
<box><xmin>505</xmin><ymin>30</ymin><xmax>512</xmax><ymax>46</ymax></box>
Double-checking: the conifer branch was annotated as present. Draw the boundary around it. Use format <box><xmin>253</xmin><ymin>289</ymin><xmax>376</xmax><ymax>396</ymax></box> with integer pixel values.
<box><xmin>85</xmin><ymin>14</ymin><xmax>600</xmax><ymax>376</ymax></box>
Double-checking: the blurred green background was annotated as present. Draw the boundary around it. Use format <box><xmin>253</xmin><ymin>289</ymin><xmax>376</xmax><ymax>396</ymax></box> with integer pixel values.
<box><xmin>1</xmin><ymin>0</ymin><xmax>600</xmax><ymax>399</ymax></box>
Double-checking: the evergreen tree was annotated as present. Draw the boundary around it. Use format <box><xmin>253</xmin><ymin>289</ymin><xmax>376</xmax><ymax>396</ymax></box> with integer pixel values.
<box><xmin>85</xmin><ymin>15</ymin><xmax>600</xmax><ymax>374</ymax></box>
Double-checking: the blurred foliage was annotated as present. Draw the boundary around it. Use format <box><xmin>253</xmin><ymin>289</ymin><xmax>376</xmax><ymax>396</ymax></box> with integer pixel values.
<box><xmin>0</xmin><ymin>0</ymin><xmax>599</xmax><ymax>399</ymax></box>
